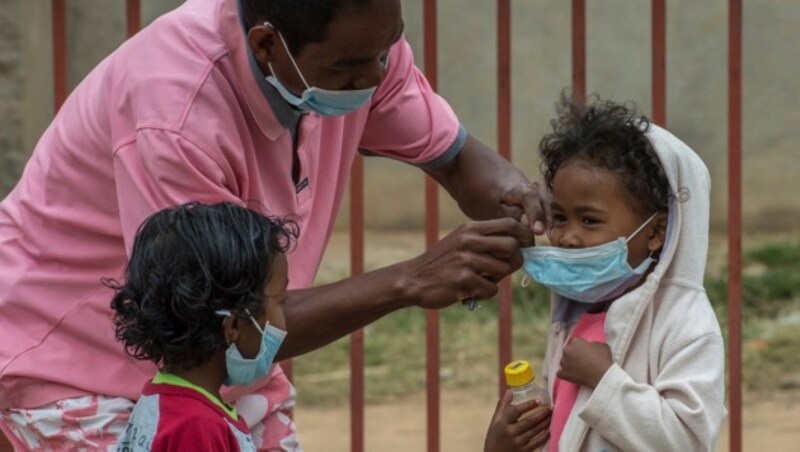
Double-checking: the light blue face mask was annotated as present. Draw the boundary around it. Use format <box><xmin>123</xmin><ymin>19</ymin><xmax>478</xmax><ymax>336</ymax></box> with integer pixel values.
<box><xmin>264</xmin><ymin>22</ymin><xmax>379</xmax><ymax>116</ymax></box>
<box><xmin>521</xmin><ymin>213</ymin><xmax>659</xmax><ymax>304</ymax></box>
<box><xmin>216</xmin><ymin>309</ymin><xmax>287</xmax><ymax>386</ymax></box>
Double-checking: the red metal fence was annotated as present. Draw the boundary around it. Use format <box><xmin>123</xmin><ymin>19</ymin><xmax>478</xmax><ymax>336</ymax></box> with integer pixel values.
<box><xmin>727</xmin><ymin>2</ymin><xmax>743</xmax><ymax>451</ymax></box>
<box><xmin>27</xmin><ymin>1</ymin><xmax>744</xmax><ymax>452</ymax></box>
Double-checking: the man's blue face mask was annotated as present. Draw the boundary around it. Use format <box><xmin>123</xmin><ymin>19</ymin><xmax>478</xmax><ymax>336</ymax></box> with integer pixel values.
<box><xmin>264</xmin><ymin>22</ymin><xmax>382</xmax><ymax>116</ymax></box>
<box><xmin>521</xmin><ymin>213</ymin><xmax>659</xmax><ymax>304</ymax></box>
<box><xmin>216</xmin><ymin>309</ymin><xmax>286</xmax><ymax>386</ymax></box>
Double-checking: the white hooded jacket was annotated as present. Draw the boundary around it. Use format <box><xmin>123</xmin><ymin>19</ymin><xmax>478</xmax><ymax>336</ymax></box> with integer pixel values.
<box><xmin>540</xmin><ymin>124</ymin><xmax>727</xmax><ymax>451</ymax></box>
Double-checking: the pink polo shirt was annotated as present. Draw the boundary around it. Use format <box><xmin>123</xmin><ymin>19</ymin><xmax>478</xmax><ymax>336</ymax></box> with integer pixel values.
<box><xmin>0</xmin><ymin>0</ymin><xmax>463</xmax><ymax>409</ymax></box>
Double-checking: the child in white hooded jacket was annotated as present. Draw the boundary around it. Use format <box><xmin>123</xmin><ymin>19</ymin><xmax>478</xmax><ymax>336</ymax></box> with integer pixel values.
<box><xmin>484</xmin><ymin>95</ymin><xmax>726</xmax><ymax>452</ymax></box>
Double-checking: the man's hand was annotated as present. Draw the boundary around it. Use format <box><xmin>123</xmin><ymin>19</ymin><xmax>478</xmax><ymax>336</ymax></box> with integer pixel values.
<box><xmin>499</xmin><ymin>181</ymin><xmax>552</xmax><ymax>236</ymax></box>
<box><xmin>557</xmin><ymin>338</ymin><xmax>614</xmax><ymax>389</ymax></box>
<box><xmin>425</xmin><ymin>135</ymin><xmax>552</xmax><ymax>235</ymax></box>
<box><xmin>401</xmin><ymin>218</ymin><xmax>534</xmax><ymax>310</ymax></box>
<box><xmin>484</xmin><ymin>390</ymin><xmax>551</xmax><ymax>452</ymax></box>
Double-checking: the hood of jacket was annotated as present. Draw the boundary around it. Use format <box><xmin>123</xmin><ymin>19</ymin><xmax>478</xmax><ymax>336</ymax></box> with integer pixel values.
<box><xmin>541</xmin><ymin>123</ymin><xmax>712</xmax><ymax>352</ymax></box>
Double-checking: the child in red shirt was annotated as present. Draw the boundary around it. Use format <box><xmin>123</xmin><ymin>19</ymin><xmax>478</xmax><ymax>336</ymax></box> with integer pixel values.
<box><xmin>109</xmin><ymin>202</ymin><xmax>297</xmax><ymax>451</ymax></box>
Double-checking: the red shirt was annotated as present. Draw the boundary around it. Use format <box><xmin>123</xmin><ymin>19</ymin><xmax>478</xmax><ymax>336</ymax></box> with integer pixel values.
<box><xmin>118</xmin><ymin>381</ymin><xmax>254</xmax><ymax>451</ymax></box>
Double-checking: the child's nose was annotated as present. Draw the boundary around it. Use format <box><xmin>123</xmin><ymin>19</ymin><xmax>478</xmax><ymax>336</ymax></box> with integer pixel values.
<box><xmin>557</xmin><ymin>228</ymin><xmax>582</xmax><ymax>248</ymax></box>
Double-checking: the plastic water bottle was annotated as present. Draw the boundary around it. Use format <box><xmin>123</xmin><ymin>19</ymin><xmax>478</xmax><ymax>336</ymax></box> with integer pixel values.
<box><xmin>504</xmin><ymin>359</ymin><xmax>550</xmax><ymax>418</ymax></box>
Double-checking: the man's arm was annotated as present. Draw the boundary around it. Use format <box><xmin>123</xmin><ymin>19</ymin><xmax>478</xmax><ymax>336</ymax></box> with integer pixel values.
<box><xmin>277</xmin><ymin>218</ymin><xmax>533</xmax><ymax>359</ymax></box>
<box><xmin>426</xmin><ymin>134</ymin><xmax>550</xmax><ymax>234</ymax></box>
<box><xmin>278</xmin><ymin>137</ymin><xmax>548</xmax><ymax>360</ymax></box>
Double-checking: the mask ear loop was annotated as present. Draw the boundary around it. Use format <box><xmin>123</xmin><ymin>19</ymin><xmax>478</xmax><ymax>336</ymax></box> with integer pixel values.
<box><xmin>624</xmin><ymin>212</ymin><xmax>659</xmax><ymax>243</ymax></box>
<box><xmin>243</xmin><ymin>308</ymin><xmax>268</xmax><ymax>335</ymax></box>
<box><xmin>264</xmin><ymin>22</ymin><xmax>311</xmax><ymax>90</ymax></box>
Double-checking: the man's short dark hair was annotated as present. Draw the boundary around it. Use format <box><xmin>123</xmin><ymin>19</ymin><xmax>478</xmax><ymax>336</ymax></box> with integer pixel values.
<box><xmin>241</xmin><ymin>0</ymin><xmax>374</xmax><ymax>56</ymax></box>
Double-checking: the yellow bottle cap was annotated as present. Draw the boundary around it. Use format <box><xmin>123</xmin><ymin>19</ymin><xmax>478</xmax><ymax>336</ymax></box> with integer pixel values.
<box><xmin>504</xmin><ymin>360</ymin><xmax>535</xmax><ymax>387</ymax></box>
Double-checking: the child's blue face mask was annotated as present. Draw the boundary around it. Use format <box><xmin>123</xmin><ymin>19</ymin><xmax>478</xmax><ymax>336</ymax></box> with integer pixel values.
<box><xmin>216</xmin><ymin>309</ymin><xmax>286</xmax><ymax>386</ymax></box>
<box><xmin>264</xmin><ymin>22</ymin><xmax>380</xmax><ymax>116</ymax></box>
<box><xmin>521</xmin><ymin>213</ymin><xmax>658</xmax><ymax>304</ymax></box>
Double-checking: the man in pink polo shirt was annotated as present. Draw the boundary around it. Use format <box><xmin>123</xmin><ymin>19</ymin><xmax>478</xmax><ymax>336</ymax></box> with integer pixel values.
<box><xmin>0</xmin><ymin>0</ymin><xmax>545</xmax><ymax>449</ymax></box>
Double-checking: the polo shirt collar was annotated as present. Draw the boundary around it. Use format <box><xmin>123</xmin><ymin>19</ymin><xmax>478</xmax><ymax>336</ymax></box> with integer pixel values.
<box><xmin>244</xmin><ymin>40</ymin><xmax>302</xmax><ymax>130</ymax></box>
<box><xmin>219</xmin><ymin>0</ymin><xmax>298</xmax><ymax>140</ymax></box>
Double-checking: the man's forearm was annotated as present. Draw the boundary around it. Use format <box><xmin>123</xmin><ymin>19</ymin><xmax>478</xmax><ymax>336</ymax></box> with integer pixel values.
<box><xmin>276</xmin><ymin>260</ymin><xmax>413</xmax><ymax>360</ymax></box>
<box><xmin>275</xmin><ymin>216</ymin><xmax>535</xmax><ymax>360</ymax></box>
<box><xmin>427</xmin><ymin>134</ymin><xmax>531</xmax><ymax>221</ymax></box>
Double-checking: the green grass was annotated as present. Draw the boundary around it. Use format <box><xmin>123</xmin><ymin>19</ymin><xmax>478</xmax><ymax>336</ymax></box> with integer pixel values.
<box><xmin>706</xmin><ymin>240</ymin><xmax>800</xmax><ymax>390</ymax></box>
<box><xmin>741</xmin><ymin>319</ymin><xmax>800</xmax><ymax>391</ymax></box>
<box><xmin>293</xmin><ymin>241</ymin><xmax>800</xmax><ymax>407</ymax></box>
<box><xmin>706</xmin><ymin>240</ymin><xmax>800</xmax><ymax>318</ymax></box>
<box><xmin>293</xmin><ymin>278</ymin><xmax>551</xmax><ymax>407</ymax></box>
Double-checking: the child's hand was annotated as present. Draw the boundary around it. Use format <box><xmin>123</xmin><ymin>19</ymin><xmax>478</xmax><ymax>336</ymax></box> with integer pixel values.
<box><xmin>557</xmin><ymin>338</ymin><xmax>613</xmax><ymax>388</ymax></box>
<box><xmin>484</xmin><ymin>390</ymin><xmax>551</xmax><ymax>452</ymax></box>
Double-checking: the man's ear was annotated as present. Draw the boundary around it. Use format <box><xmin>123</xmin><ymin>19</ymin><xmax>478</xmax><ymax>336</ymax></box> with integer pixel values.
<box><xmin>647</xmin><ymin>211</ymin><xmax>668</xmax><ymax>254</ymax></box>
<box><xmin>248</xmin><ymin>23</ymin><xmax>279</xmax><ymax>71</ymax></box>
<box><xmin>222</xmin><ymin>314</ymin><xmax>242</xmax><ymax>345</ymax></box>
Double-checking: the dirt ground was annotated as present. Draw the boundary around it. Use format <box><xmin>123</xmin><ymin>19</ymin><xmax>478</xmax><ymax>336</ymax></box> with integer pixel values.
<box><xmin>1</xmin><ymin>389</ymin><xmax>796</xmax><ymax>451</ymax></box>
<box><xmin>294</xmin><ymin>386</ymin><xmax>800</xmax><ymax>452</ymax></box>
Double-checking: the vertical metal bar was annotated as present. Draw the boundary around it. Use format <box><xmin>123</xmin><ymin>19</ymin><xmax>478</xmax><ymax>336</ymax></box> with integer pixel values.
<box><xmin>52</xmin><ymin>0</ymin><xmax>67</xmax><ymax>112</ymax></box>
<box><xmin>571</xmin><ymin>0</ymin><xmax>586</xmax><ymax>102</ymax></box>
<box><xmin>350</xmin><ymin>156</ymin><xmax>366</xmax><ymax>452</ymax></box>
<box><xmin>727</xmin><ymin>1</ymin><xmax>743</xmax><ymax>451</ymax></box>
<box><xmin>424</xmin><ymin>0</ymin><xmax>438</xmax><ymax>92</ymax></box>
<box><xmin>126</xmin><ymin>0</ymin><xmax>141</xmax><ymax>38</ymax></box>
<box><xmin>496</xmin><ymin>0</ymin><xmax>513</xmax><ymax>398</ymax></box>
<box><xmin>424</xmin><ymin>191</ymin><xmax>440</xmax><ymax>452</ymax></box>
<box><xmin>652</xmin><ymin>0</ymin><xmax>666</xmax><ymax>126</ymax></box>
<box><xmin>423</xmin><ymin>1</ymin><xmax>440</xmax><ymax>451</ymax></box>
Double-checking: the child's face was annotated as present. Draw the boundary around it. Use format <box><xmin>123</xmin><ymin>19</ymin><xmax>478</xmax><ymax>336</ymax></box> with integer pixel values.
<box><xmin>549</xmin><ymin>159</ymin><xmax>661</xmax><ymax>267</ymax></box>
<box><xmin>235</xmin><ymin>253</ymin><xmax>289</xmax><ymax>359</ymax></box>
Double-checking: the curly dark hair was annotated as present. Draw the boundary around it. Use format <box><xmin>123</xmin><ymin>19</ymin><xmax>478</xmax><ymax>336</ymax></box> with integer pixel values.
<box><xmin>105</xmin><ymin>202</ymin><xmax>298</xmax><ymax>371</ymax></box>
<box><xmin>538</xmin><ymin>92</ymin><xmax>671</xmax><ymax>216</ymax></box>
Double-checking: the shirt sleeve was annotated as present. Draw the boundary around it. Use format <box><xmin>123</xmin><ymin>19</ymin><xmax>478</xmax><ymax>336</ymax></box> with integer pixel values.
<box><xmin>358</xmin><ymin>35</ymin><xmax>466</xmax><ymax>169</ymax></box>
<box><xmin>578</xmin><ymin>331</ymin><xmax>726</xmax><ymax>451</ymax></box>
<box><xmin>113</xmin><ymin>128</ymin><xmax>242</xmax><ymax>255</ymax></box>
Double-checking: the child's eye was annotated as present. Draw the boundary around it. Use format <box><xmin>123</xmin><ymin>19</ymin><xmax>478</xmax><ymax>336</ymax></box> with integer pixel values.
<box><xmin>553</xmin><ymin>214</ymin><xmax>567</xmax><ymax>224</ymax></box>
<box><xmin>581</xmin><ymin>217</ymin><xmax>600</xmax><ymax>225</ymax></box>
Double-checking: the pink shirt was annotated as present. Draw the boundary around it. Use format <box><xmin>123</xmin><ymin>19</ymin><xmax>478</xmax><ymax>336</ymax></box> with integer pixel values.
<box><xmin>549</xmin><ymin>311</ymin><xmax>608</xmax><ymax>452</ymax></box>
<box><xmin>0</xmin><ymin>0</ymin><xmax>463</xmax><ymax>409</ymax></box>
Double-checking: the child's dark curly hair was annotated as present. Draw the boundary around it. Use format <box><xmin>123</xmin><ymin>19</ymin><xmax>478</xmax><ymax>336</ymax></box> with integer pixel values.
<box><xmin>105</xmin><ymin>202</ymin><xmax>298</xmax><ymax>371</ymax></box>
<box><xmin>539</xmin><ymin>93</ymin><xmax>671</xmax><ymax>216</ymax></box>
